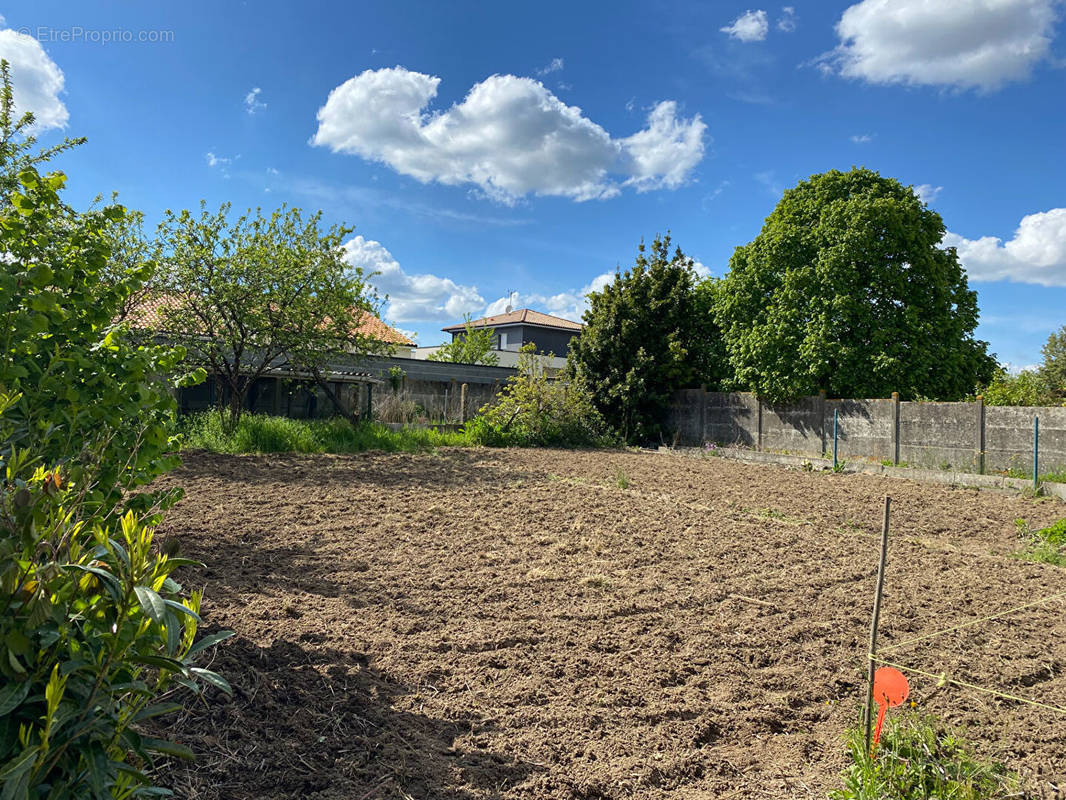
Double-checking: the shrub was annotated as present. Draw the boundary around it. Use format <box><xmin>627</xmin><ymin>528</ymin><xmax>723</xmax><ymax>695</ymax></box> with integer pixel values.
<box><xmin>830</xmin><ymin>712</ymin><xmax>1024</xmax><ymax>800</ymax></box>
<box><xmin>0</xmin><ymin>444</ymin><xmax>232</xmax><ymax>796</ymax></box>
<box><xmin>1</xmin><ymin>71</ymin><xmax>223</xmax><ymax>798</ymax></box>
<box><xmin>466</xmin><ymin>345</ymin><xmax>617</xmax><ymax>448</ymax></box>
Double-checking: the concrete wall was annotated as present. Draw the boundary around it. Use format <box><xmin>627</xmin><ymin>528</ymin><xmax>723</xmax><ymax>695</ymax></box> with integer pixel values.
<box><xmin>667</xmin><ymin>390</ymin><xmax>1066</xmax><ymax>477</ymax></box>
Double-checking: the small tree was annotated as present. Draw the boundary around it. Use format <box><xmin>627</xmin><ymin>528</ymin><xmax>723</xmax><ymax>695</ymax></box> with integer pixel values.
<box><xmin>1040</xmin><ymin>325</ymin><xmax>1066</xmax><ymax>401</ymax></box>
<box><xmin>567</xmin><ymin>234</ymin><xmax>724</xmax><ymax>443</ymax></box>
<box><xmin>156</xmin><ymin>203</ymin><xmax>381</xmax><ymax>427</ymax></box>
<box><xmin>715</xmin><ymin>168</ymin><xmax>996</xmax><ymax>402</ymax></box>
<box><xmin>427</xmin><ymin>316</ymin><xmax>500</xmax><ymax>365</ymax></box>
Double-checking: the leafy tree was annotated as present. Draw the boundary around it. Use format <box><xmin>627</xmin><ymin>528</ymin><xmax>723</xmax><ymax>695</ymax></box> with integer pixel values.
<box><xmin>1040</xmin><ymin>325</ymin><xmax>1066</xmax><ymax>400</ymax></box>
<box><xmin>981</xmin><ymin>368</ymin><xmax>1056</xmax><ymax>406</ymax></box>
<box><xmin>567</xmin><ymin>234</ymin><xmax>724</xmax><ymax>443</ymax></box>
<box><xmin>156</xmin><ymin>203</ymin><xmax>381</xmax><ymax>427</ymax></box>
<box><xmin>466</xmin><ymin>344</ymin><xmax>614</xmax><ymax>447</ymax></box>
<box><xmin>714</xmin><ymin>168</ymin><xmax>996</xmax><ymax>402</ymax></box>
<box><xmin>427</xmin><ymin>316</ymin><xmax>500</xmax><ymax>365</ymax></box>
<box><xmin>1</xmin><ymin>65</ymin><xmax>226</xmax><ymax>794</ymax></box>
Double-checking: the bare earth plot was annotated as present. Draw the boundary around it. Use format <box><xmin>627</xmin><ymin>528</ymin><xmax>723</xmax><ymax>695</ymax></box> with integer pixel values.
<box><xmin>152</xmin><ymin>449</ymin><xmax>1066</xmax><ymax>799</ymax></box>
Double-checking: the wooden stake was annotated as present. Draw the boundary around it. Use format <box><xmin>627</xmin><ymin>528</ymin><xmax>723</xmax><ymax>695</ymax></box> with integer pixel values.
<box><xmin>865</xmin><ymin>495</ymin><xmax>891</xmax><ymax>756</ymax></box>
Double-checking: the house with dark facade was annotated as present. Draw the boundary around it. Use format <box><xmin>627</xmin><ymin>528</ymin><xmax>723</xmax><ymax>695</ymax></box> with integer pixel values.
<box><xmin>441</xmin><ymin>308</ymin><xmax>582</xmax><ymax>355</ymax></box>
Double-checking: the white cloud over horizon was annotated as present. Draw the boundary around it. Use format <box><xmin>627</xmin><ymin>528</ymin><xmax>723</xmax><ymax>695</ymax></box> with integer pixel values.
<box><xmin>343</xmin><ymin>235</ymin><xmax>484</xmax><ymax>323</ymax></box>
<box><xmin>721</xmin><ymin>9</ymin><xmax>770</xmax><ymax>42</ymax></box>
<box><xmin>824</xmin><ymin>0</ymin><xmax>1059</xmax><ymax>91</ymax></box>
<box><xmin>311</xmin><ymin>67</ymin><xmax>706</xmax><ymax>203</ymax></box>
<box><xmin>0</xmin><ymin>28</ymin><xmax>68</xmax><ymax>129</ymax></box>
<box><xmin>946</xmin><ymin>208</ymin><xmax>1066</xmax><ymax>286</ymax></box>
<box><xmin>915</xmin><ymin>183</ymin><xmax>943</xmax><ymax>204</ymax></box>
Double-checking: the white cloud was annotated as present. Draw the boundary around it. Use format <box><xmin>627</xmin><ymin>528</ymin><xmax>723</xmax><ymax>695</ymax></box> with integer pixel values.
<box><xmin>343</xmin><ymin>235</ymin><xmax>484</xmax><ymax>322</ymax></box>
<box><xmin>944</xmin><ymin>208</ymin><xmax>1066</xmax><ymax>285</ymax></box>
<box><xmin>721</xmin><ymin>10</ymin><xmax>770</xmax><ymax>42</ymax></box>
<box><xmin>826</xmin><ymin>0</ymin><xmax>1059</xmax><ymax>91</ymax></box>
<box><xmin>850</xmin><ymin>133</ymin><xmax>873</xmax><ymax>143</ymax></box>
<box><xmin>484</xmin><ymin>271</ymin><xmax>616</xmax><ymax>323</ymax></box>
<box><xmin>205</xmin><ymin>152</ymin><xmax>230</xmax><ymax>167</ymax></box>
<box><xmin>311</xmin><ymin>67</ymin><xmax>706</xmax><ymax>203</ymax></box>
<box><xmin>244</xmin><ymin>86</ymin><xmax>266</xmax><ymax>114</ymax></box>
<box><xmin>777</xmin><ymin>6</ymin><xmax>798</xmax><ymax>32</ymax></box>
<box><xmin>914</xmin><ymin>183</ymin><xmax>942</xmax><ymax>204</ymax></box>
<box><xmin>622</xmin><ymin>101</ymin><xmax>707</xmax><ymax>191</ymax></box>
<box><xmin>0</xmin><ymin>28</ymin><xmax>68</xmax><ymax>129</ymax></box>
<box><xmin>537</xmin><ymin>57</ymin><xmax>565</xmax><ymax>75</ymax></box>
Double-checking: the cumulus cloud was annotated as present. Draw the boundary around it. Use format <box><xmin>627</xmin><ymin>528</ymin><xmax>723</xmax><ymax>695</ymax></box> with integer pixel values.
<box><xmin>244</xmin><ymin>86</ymin><xmax>266</xmax><ymax>114</ymax></box>
<box><xmin>311</xmin><ymin>67</ymin><xmax>706</xmax><ymax>203</ymax></box>
<box><xmin>825</xmin><ymin>0</ymin><xmax>1059</xmax><ymax>90</ymax></box>
<box><xmin>850</xmin><ymin>133</ymin><xmax>873</xmax><ymax>143</ymax></box>
<box><xmin>484</xmin><ymin>272</ymin><xmax>616</xmax><ymax>323</ymax></box>
<box><xmin>944</xmin><ymin>208</ymin><xmax>1066</xmax><ymax>285</ymax></box>
<box><xmin>343</xmin><ymin>235</ymin><xmax>484</xmax><ymax>323</ymax></box>
<box><xmin>0</xmin><ymin>28</ymin><xmax>68</xmax><ymax>129</ymax></box>
<box><xmin>777</xmin><ymin>6</ymin><xmax>798</xmax><ymax>32</ymax></box>
<box><xmin>721</xmin><ymin>10</ymin><xmax>770</xmax><ymax>42</ymax></box>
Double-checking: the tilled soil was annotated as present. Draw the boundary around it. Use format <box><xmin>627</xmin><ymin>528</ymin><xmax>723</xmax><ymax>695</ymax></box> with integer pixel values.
<box><xmin>152</xmin><ymin>448</ymin><xmax>1066</xmax><ymax>799</ymax></box>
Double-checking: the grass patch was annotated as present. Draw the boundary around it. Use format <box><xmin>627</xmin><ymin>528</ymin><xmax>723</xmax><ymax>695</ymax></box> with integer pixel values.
<box><xmin>614</xmin><ymin>468</ymin><xmax>631</xmax><ymax>489</ymax></box>
<box><xmin>1014</xmin><ymin>517</ymin><xmax>1066</xmax><ymax>566</ymax></box>
<box><xmin>180</xmin><ymin>412</ymin><xmax>474</xmax><ymax>454</ymax></box>
<box><xmin>1004</xmin><ymin>466</ymin><xmax>1066</xmax><ymax>483</ymax></box>
<box><xmin>830</xmin><ymin>713</ymin><xmax>1026</xmax><ymax>800</ymax></box>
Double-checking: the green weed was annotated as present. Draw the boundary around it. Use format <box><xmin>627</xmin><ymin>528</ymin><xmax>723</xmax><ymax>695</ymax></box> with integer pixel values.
<box><xmin>830</xmin><ymin>713</ymin><xmax>1025</xmax><ymax>800</ymax></box>
<box><xmin>181</xmin><ymin>412</ymin><xmax>474</xmax><ymax>454</ymax></box>
<box><xmin>1014</xmin><ymin>517</ymin><xmax>1066</xmax><ymax>566</ymax></box>
<box><xmin>615</xmin><ymin>468</ymin><xmax>631</xmax><ymax>489</ymax></box>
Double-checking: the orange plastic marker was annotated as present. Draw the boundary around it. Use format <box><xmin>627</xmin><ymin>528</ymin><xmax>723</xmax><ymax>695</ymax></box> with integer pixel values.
<box><xmin>871</xmin><ymin>667</ymin><xmax>909</xmax><ymax>755</ymax></box>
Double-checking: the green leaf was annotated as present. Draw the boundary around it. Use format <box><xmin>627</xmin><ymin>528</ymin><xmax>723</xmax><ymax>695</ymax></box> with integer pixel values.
<box><xmin>162</xmin><ymin>599</ymin><xmax>200</xmax><ymax>622</ymax></box>
<box><xmin>0</xmin><ymin>746</ymin><xmax>38</xmax><ymax>782</ymax></box>
<box><xmin>0</xmin><ymin>680</ymin><xmax>30</xmax><ymax>716</ymax></box>
<box><xmin>140</xmin><ymin>738</ymin><xmax>194</xmax><ymax>761</ymax></box>
<box><xmin>188</xmin><ymin>667</ymin><xmax>232</xmax><ymax>696</ymax></box>
<box><xmin>187</xmin><ymin>629</ymin><xmax>235</xmax><ymax>657</ymax></box>
<box><xmin>132</xmin><ymin>703</ymin><xmax>182</xmax><ymax>723</ymax></box>
<box><xmin>134</xmin><ymin>586</ymin><xmax>166</xmax><ymax>625</ymax></box>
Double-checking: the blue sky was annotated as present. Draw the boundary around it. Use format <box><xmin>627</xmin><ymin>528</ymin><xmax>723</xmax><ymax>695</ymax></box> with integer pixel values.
<box><xmin>3</xmin><ymin>1</ymin><xmax>1064</xmax><ymax>364</ymax></box>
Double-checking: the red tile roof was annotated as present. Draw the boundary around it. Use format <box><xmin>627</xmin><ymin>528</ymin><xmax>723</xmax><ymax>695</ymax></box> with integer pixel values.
<box><xmin>441</xmin><ymin>308</ymin><xmax>583</xmax><ymax>333</ymax></box>
<box><xmin>124</xmin><ymin>293</ymin><xmax>415</xmax><ymax>346</ymax></box>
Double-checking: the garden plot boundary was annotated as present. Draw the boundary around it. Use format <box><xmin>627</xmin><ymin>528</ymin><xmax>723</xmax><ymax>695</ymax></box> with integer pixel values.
<box><xmin>667</xmin><ymin>390</ymin><xmax>1066</xmax><ymax>480</ymax></box>
<box><xmin>654</xmin><ymin>445</ymin><xmax>1066</xmax><ymax>502</ymax></box>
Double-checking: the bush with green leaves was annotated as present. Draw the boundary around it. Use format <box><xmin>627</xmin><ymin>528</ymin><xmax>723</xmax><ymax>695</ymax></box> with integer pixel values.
<box><xmin>981</xmin><ymin>368</ymin><xmax>1058</xmax><ymax>407</ymax></box>
<box><xmin>1</xmin><ymin>63</ymin><xmax>224</xmax><ymax>797</ymax></box>
<box><xmin>466</xmin><ymin>345</ymin><xmax>616</xmax><ymax>448</ymax></box>
<box><xmin>0</xmin><ymin>431</ymin><xmax>232</xmax><ymax>797</ymax></box>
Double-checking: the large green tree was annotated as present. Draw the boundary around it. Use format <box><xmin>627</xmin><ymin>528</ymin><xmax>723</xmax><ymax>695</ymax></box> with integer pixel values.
<box><xmin>567</xmin><ymin>234</ymin><xmax>726</xmax><ymax>443</ymax></box>
<box><xmin>714</xmin><ymin>168</ymin><xmax>996</xmax><ymax>401</ymax></box>
<box><xmin>156</xmin><ymin>203</ymin><xmax>381</xmax><ymax>426</ymax></box>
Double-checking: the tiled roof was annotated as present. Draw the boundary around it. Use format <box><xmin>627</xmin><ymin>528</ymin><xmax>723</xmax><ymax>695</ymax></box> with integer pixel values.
<box><xmin>124</xmin><ymin>293</ymin><xmax>415</xmax><ymax>346</ymax></box>
<box><xmin>441</xmin><ymin>308</ymin><xmax>583</xmax><ymax>333</ymax></box>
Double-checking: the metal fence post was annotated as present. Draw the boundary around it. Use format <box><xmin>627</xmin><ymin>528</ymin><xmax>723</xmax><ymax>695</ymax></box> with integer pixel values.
<box><xmin>976</xmin><ymin>394</ymin><xmax>985</xmax><ymax>475</ymax></box>
<box><xmin>1034</xmin><ymin>416</ymin><xmax>1040</xmax><ymax>492</ymax></box>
